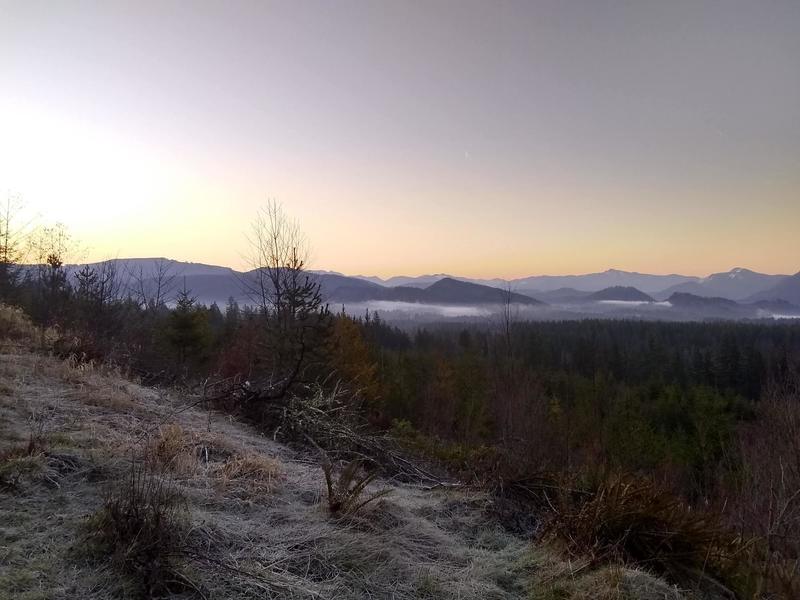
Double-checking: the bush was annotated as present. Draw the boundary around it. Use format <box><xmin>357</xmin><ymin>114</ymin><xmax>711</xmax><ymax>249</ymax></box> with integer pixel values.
<box><xmin>542</xmin><ymin>474</ymin><xmax>744</xmax><ymax>598</ymax></box>
<box><xmin>0</xmin><ymin>303</ymin><xmax>40</xmax><ymax>345</ymax></box>
<box><xmin>322</xmin><ymin>457</ymin><xmax>390</xmax><ymax>515</ymax></box>
<box><xmin>86</xmin><ymin>459</ymin><xmax>196</xmax><ymax>598</ymax></box>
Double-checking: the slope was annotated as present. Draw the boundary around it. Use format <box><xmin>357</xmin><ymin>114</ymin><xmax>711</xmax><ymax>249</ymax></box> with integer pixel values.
<box><xmin>0</xmin><ymin>330</ymin><xmax>688</xmax><ymax>599</ymax></box>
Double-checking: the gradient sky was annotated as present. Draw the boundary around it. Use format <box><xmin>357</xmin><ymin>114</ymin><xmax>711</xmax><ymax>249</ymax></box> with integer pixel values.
<box><xmin>1</xmin><ymin>1</ymin><xmax>798</xmax><ymax>278</ymax></box>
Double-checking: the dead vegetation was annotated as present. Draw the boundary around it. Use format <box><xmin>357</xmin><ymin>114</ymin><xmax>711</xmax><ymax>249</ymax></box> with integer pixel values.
<box><xmin>0</xmin><ymin>303</ymin><xmax>41</xmax><ymax>347</ymax></box>
<box><xmin>322</xmin><ymin>457</ymin><xmax>391</xmax><ymax>515</ymax></box>
<box><xmin>214</xmin><ymin>452</ymin><xmax>282</xmax><ymax>496</ymax></box>
<box><xmin>538</xmin><ymin>475</ymin><xmax>742</xmax><ymax>598</ymax></box>
<box><xmin>0</xmin><ymin>342</ymin><xmax>712</xmax><ymax>600</ymax></box>
<box><xmin>85</xmin><ymin>459</ymin><xmax>197</xmax><ymax>598</ymax></box>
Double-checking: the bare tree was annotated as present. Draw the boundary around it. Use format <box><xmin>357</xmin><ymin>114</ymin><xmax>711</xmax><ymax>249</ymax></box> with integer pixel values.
<box><xmin>244</xmin><ymin>201</ymin><xmax>310</xmax><ymax>314</ymax></box>
<box><xmin>242</xmin><ymin>200</ymin><xmax>331</xmax><ymax>401</ymax></box>
<box><xmin>500</xmin><ymin>283</ymin><xmax>518</xmax><ymax>360</ymax></box>
<box><xmin>73</xmin><ymin>259</ymin><xmax>127</xmax><ymax>349</ymax></box>
<box><xmin>75</xmin><ymin>260</ymin><xmax>125</xmax><ymax>309</ymax></box>
<box><xmin>129</xmin><ymin>258</ymin><xmax>178</xmax><ymax>309</ymax></box>
<box><xmin>28</xmin><ymin>223</ymin><xmax>73</xmax><ymax>331</ymax></box>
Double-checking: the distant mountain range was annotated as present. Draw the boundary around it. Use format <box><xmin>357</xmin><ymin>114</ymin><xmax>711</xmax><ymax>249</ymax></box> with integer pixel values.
<box><xmin>655</xmin><ymin>268</ymin><xmax>788</xmax><ymax>301</ymax></box>
<box><xmin>358</xmin><ymin>269</ymin><xmax>695</xmax><ymax>295</ymax></box>
<box><xmin>355</xmin><ymin>267</ymin><xmax>795</xmax><ymax>300</ymax></box>
<box><xmin>746</xmin><ymin>272</ymin><xmax>800</xmax><ymax>306</ymax></box>
<box><xmin>45</xmin><ymin>258</ymin><xmax>800</xmax><ymax>319</ymax></box>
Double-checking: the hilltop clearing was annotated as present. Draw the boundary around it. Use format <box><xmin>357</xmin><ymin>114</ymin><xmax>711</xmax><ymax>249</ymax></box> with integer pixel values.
<box><xmin>0</xmin><ymin>345</ymin><xmax>692</xmax><ymax>599</ymax></box>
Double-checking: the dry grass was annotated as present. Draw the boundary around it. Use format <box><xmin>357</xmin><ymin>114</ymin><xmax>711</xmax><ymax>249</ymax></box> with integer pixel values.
<box><xmin>85</xmin><ymin>459</ymin><xmax>196</xmax><ymax>598</ymax></box>
<box><xmin>0</xmin><ymin>346</ymin><xmax>700</xmax><ymax>600</ymax></box>
<box><xmin>0</xmin><ymin>303</ymin><xmax>40</xmax><ymax>346</ymax></box>
<box><xmin>541</xmin><ymin>475</ymin><xmax>741</xmax><ymax>598</ymax></box>
<box><xmin>529</xmin><ymin>555</ymin><xmax>689</xmax><ymax>600</ymax></box>
<box><xmin>146</xmin><ymin>423</ymin><xmax>199</xmax><ymax>475</ymax></box>
<box><xmin>0</xmin><ymin>448</ymin><xmax>48</xmax><ymax>489</ymax></box>
<box><xmin>214</xmin><ymin>452</ymin><xmax>282</xmax><ymax>496</ymax></box>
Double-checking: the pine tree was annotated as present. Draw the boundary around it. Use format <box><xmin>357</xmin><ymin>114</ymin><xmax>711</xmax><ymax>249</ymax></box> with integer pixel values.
<box><xmin>166</xmin><ymin>284</ymin><xmax>210</xmax><ymax>370</ymax></box>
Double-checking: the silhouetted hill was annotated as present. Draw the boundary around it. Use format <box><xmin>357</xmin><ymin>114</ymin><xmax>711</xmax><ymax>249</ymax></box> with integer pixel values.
<box><xmin>748</xmin><ymin>299</ymin><xmax>800</xmax><ymax>315</ymax></box>
<box><xmin>508</xmin><ymin>269</ymin><xmax>697</xmax><ymax>294</ymax></box>
<box><xmin>422</xmin><ymin>278</ymin><xmax>541</xmax><ymax>305</ymax></box>
<box><xmin>667</xmin><ymin>293</ymin><xmax>739</xmax><ymax>309</ymax></box>
<box><xmin>746</xmin><ymin>272</ymin><xmax>800</xmax><ymax>305</ymax></box>
<box><xmin>588</xmin><ymin>286</ymin><xmax>654</xmax><ymax>302</ymax></box>
<box><xmin>327</xmin><ymin>277</ymin><xmax>542</xmax><ymax>305</ymax></box>
<box><xmin>325</xmin><ymin>284</ymin><xmax>425</xmax><ymax>304</ymax></box>
<box><xmin>355</xmin><ymin>269</ymin><xmax>698</xmax><ymax>294</ymax></box>
<box><xmin>657</xmin><ymin>268</ymin><xmax>787</xmax><ymax>301</ymax></box>
<box><xmin>364</xmin><ymin>274</ymin><xmax>454</xmax><ymax>288</ymax></box>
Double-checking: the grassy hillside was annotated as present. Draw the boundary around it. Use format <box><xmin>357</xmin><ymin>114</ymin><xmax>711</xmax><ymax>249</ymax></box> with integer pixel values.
<box><xmin>0</xmin><ymin>330</ymin><xmax>693</xmax><ymax>598</ymax></box>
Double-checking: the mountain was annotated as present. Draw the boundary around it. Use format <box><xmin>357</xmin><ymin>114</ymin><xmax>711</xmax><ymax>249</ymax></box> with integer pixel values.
<box><xmin>421</xmin><ymin>278</ymin><xmax>541</xmax><ymax>305</ymax></box>
<box><xmin>587</xmin><ymin>286</ymin><xmax>654</xmax><ymax>302</ymax></box>
<box><xmin>47</xmin><ymin>258</ymin><xmax>798</xmax><ymax>316</ymax></box>
<box><xmin>55</xmin><ymin>259</ymin><xmax>382</xmax><ymax>306</ymax></box>
<box><xmin>352</xmin><ymin>268</ymin><xmax>797</xmax><ymax>298</ymax></box>
<box><xmin>656</xmin><ymin>268</ymin><xmax>787</xmax><ymax>301</ymax></box>
<box><xmin>505</xmin><ymin>269</ymin><xmax>696</xmax><ymax>294</ymax></box>
<box><xmin>748</xmin><ymin>299</ymin><xmax>800</xmax><ymax>315</ymax></box>
<box><xmin>324</xmin><ymin>284</ymin><xmax>425</xmax><ymax>304</ymax></box>
<box><xmin>354</xmin><ymin>269</ymin><xmax>699</xmax><ymax>294</ymax></box>
<box><xmin>746</xmin><ymin>272</ymin><xmax>800</xmax><ymax>305</ymax></box>
<box><xmin>327</xmin><ymin>277</ymin><xmax>542</xmax><ymax>305</ymax></box>
<box><xmin>237</xmin><ymin>271</ymin><xmax>384</xmax><ymax>305</ymax></box>
<box><xmin>667</xmin><ymin>293</ymin><xmax>739</xmax><ymax>309</ymax></box>
<box><xmin>360</xmin><ymin>274</ymin><xmax>454</xmax><ymax>288</ymax></box>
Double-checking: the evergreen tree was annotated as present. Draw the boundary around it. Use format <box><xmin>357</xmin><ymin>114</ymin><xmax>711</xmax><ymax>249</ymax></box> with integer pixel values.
<box><xmin>166</xmin><ymin>284</ymin><xmax>210</xmax><ymax>371</ymax></box>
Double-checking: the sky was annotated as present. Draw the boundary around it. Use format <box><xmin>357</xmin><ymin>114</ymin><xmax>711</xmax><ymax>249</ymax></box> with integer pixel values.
<box><xmin>1</xmin><ymin>0</ymin><xmax>799</xmax><ymax>278</ymax></box>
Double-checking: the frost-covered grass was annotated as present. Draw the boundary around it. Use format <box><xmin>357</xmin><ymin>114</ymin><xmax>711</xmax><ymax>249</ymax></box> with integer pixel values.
<box><xmin>0</xmin><ymin>346</ymin><xmax>697</xmax><ymax>599</ymax></box>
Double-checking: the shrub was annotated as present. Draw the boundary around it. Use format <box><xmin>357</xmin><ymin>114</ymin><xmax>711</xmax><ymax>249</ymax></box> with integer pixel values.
<box><xmin>86</xmin><ymin>459</ymin><xmax>197</xmax><ymax>598</ymax></box>
<box><xmin>0</xmin><ymin>303</ymin><xmax>40</xmax><ymax>345</ymax></box>
<box><xmin>542</xmin><ymin>474</ymin><xmax>743</xmax><ymax>597</ymax></box>
<box><xmin>147</xmin><ymin>424</ymin><xmax>194</xmax><ymax>473</ymax></box>
<box><xmin>322</xmin><ymin>457</ymin><xmax>391</xmax><ymax>515</ymax></box>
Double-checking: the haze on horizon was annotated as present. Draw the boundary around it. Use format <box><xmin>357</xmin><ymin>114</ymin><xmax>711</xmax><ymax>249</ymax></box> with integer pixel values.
<box><xmin>2</xmin><ymin>1</ymin><xmax>799</xmax><ymax>279</ymax></box>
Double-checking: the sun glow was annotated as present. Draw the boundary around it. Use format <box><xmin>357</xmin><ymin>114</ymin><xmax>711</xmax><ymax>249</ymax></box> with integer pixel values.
<box><xmin>0</xmin><ymin>100</ymin><xmax>173</xmax><ymax>233</ymax></box>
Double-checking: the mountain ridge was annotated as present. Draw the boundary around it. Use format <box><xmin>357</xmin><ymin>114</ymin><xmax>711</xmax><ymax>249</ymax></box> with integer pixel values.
<box><xmin>45</xmin><ymin>258</ymin><xmax>800</xmax><ymax>308</ymax></box>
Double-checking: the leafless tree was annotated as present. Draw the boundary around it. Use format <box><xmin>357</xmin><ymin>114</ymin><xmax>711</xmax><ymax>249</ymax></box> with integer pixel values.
<box><xmin>500</xmin><ymin>283</ymin><xmax>518</xmax><ymax>360</ymax></box>
<box><xmin>492</xmin><ymin>282</ymin><xmax>525</xmax><ymax>447</ymax></box>
<box><xmin>73</xmin><ymin>259</ymin><xmax>127</xmax><ymax>348</ymax></box>
<box><xmin>241</xmin><ymin>200</ymin><xmax>330</xmax><ymax>401</ymax></box>
<box><xmin>129</xmin><ymin>258</ymin><xmax>178</xmax><ymax>309</ymax></box>
<box><xmin>27</xmin><ymin>223</ymin><xmax>73</xmax><ymax>332</ymax></box>
<box><xmin>244</xmin><ymin>200</ymin><xmax>311</xmax><ymax>314</ymax></box>
<box><xmin>75</xmin><ymin>260</ymin><xmax>125</xmax><ymax>308</ymax></box>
